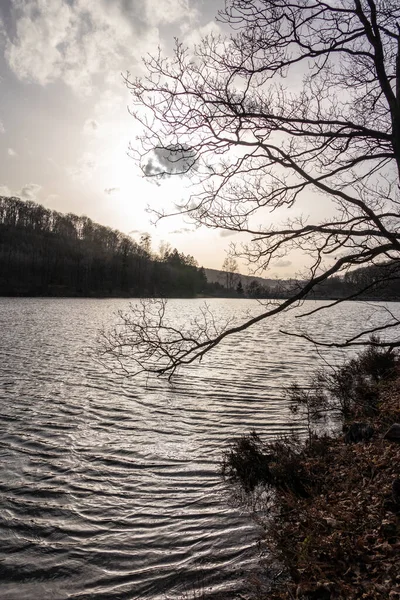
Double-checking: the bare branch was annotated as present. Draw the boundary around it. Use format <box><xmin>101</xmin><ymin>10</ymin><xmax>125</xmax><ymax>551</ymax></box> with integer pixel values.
<box><xmin>101</xmin><ymin>0</ymin><xmax>400</xmax><ymax>377</ymax></box>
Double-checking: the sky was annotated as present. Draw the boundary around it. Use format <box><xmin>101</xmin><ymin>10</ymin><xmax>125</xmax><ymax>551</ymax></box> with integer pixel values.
<box><xmin>0</xmin><ymin>0</ymin><xmax>300</xmax><ymax>276</ymax></box>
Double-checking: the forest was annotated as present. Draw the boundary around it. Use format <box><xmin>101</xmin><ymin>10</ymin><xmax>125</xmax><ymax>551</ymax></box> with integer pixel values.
<box><xmin>0</xmin><ymin>195</ymin><xmax>399</xmax><ymax>300</ymax></box>
<box><xmin>244</xmin><ymin>267</ymin><xmax>400</xmax><ymax>301</ymax></box>
<box><xmin>0</xmin><ymin>195</ymin><xmax>212</xmax><ymax>297</ymax></box>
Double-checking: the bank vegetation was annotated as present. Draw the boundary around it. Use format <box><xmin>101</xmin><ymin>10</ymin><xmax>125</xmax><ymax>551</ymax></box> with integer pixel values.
<box><xmin>223</xmin><ymin>344</ymin><xmax>400</xmax><ymax>599</ymax></box>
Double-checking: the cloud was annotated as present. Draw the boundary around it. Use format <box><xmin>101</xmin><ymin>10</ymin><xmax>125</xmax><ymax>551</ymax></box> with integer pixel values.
<box><xmin>0</xmin><ymin>121</ymin><xmax>4</xmax><ymax>134</ymax></box>
<box><xmin>3</xmin><ymin>0</ymin><xmax>203</xmax><ymax>98</ymax></box>
<box><xmin>104</xmin><ymin>187</ymin><xmax>120</xmax><ymax>195</ymax></box>
<box><xmin>220</xmin><ymin>229</ymin><xmax>237</xmax><ymax>238</ymax></box>
<box><xmin>182</xmin><ymin>19</ymin><xmax>222</xmax><ymax>46</ymax></box>
<box><xmin>0</xmin><ymin>182</ymin><xmax>42</xmax><ymax>200</ymax></box>
<box><xmin>143</xmin><ymin>145</ymin><xmax>198</xmax><ymax>177</ymax></box>
<box><xmin>273</xmin><ymin>259</ymin><xmax>292</xmax><ymax>268</ymax></box>
<box><xmin>3</xmin><ymin>0</ymin><xmax>161</xmax><ymax>96</ymax></box>
<box><xmin>0</xmin><ymin>185</ymin><xmax>11</xmax><ymax>196</ymax></box>
<box><xmin>170</xmin><ymin>227</ymin><xmax>194</xmax><ymax>234</ymax></box>
<box><xmin>83</xmin><ymin>118</ymin><xmax>99</xmax><ymax>134</ymax></box>
<box><xmin>5</xmin><ymin>0</ymin><xmax>75</xmax><ymax>87</ymax></box>
<box><xmin>20</xmin><ymin>183</ymin><xmax>42</xmax><ymax>201</ymax></box>
<box><xmin>67</xmin><ymin>152</ymin><xmax>97</xmax><ymax>181</ymax></box>
<box><xmin>145</xmin><ymin>0</ymin><xmax>198</xmax><ymax>26</ymax></box>
<box><xmin>8</xmin><ymin>148</ymin><xmax>17</xmax><ymax>157</ymax></box>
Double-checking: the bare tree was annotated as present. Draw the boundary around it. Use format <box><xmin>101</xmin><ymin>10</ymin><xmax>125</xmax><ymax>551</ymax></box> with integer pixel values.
<box><xmin>222</xmin><ymin>255</ymin><xmax>239</xmax><ymax>290</ymax></box>
<box><xmin>102</xmin><ymin>0</ymin><xmax>400</xmax><ymax>377</ymax></box>
<box><xmin>139</xmin><ymin>233</ymin><xmax>152</xmax><ymax>256</ymax></box>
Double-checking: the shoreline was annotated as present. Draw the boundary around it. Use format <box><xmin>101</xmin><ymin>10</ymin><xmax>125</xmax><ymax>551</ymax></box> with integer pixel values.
<box><xmin>226</xmin><ymin>355</ymin><xmax>400</xmax><ymax>599</ymax></box>
<box><xmin>0</xmin><ymin>293</ymin><xmax>399</xmax><ymax>302</ymax></box>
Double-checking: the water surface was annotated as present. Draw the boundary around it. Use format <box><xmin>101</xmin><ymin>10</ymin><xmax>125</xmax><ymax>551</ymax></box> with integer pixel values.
<box><xmin>1</xmin><ymin>298</ymin><xmax>398</xmax><ymax>599</ymax></box>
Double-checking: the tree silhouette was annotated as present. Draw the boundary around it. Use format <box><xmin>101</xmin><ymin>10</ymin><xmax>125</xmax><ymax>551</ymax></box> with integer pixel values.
<box><xmin>222</xmin><ymin>255</ymin><xmax>239</xmax><ymax>290</ymax></box>
<box><xmin>103</xmin><ymin>0</ymin><xmax>400</xmax><ymax>377</ymax></box>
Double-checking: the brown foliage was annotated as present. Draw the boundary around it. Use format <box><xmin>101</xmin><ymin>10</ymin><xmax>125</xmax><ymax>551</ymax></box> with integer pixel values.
<box><xmin>255</xmin><ymin>380</ymin><xmax>400</xmax><ymax>599</ymax></box>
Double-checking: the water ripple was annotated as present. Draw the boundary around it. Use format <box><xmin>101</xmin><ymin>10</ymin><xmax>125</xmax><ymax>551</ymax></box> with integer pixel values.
<box><xmin>0</xmin><ymin>297</ymin><xmax>399</xmax><ymax>599</ymax></box>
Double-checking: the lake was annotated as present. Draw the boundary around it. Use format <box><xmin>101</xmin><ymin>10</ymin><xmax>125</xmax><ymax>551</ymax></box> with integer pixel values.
<box><xmin>1</xmin><ymin>297</ymin><xmax>399</xmax><ymax>599</ymax></box>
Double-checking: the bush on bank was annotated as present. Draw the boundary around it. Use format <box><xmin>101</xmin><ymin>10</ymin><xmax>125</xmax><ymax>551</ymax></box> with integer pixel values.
<box><xmin>222</xmin><ymin>342</ymin><xmax>400</xmax><ymax>599</ymax></box>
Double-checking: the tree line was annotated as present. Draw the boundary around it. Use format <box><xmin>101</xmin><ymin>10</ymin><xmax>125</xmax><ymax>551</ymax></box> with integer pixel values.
<box><xmin>1</xmin><ymin>195</ymin><xmax>398</xmax><ymax>300</ymax></box>
<box><xmin>241</xmin><ymin>265</ymin><xmax>400</xmax><ymax>301</ymax></box>
<box><xmin>0</xmin><ymin>196</ymin><xmax>211</xmax><ymax>297</ymax></box>
<box><xmin>223</xmin><ymin>269</ymin><xmax>400</xmax><ymax>301</ymax></box>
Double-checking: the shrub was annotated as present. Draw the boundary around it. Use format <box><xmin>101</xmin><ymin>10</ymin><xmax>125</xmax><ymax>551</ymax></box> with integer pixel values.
<box><xmin>288</xmin><ymin>339</ymin><xmax>398</xmax><ymax>429</ymax></box>
<box><xmin>221</xmin><ymin>431</ymin><xmax>274</xmax><ymax>493</ymax></box>
<box><xmin>222</xmin><ymin>432</ymin><xmax>311</xmax><ymax>497</ymax></box>
<box><xmin>321</xmin><ymin>341</ymin><xmax>396</xmax><ymax>418</ymax></box>
<box><xmin>222</xmin><ymin>342</ymin><xmax>398</xmax><ymax>500</ymax></box>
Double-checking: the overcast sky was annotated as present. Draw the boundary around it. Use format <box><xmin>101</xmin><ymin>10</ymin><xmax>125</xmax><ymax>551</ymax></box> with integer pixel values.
<box><xmin>0</xmin><ymin>0</ymin><xmax>300</xmax><ymax>275</ymax></box>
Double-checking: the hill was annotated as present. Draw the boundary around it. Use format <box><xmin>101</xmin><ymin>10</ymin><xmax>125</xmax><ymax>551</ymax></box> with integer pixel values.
<box><xmin>204</xmin><ymin>268</ymin><xmax>284</xmax><ymax>290</ymax></box>
<box><xmin>0</xmin><ymin>196</ymin><xmax>208</xmax><ymax>298</ymax></box>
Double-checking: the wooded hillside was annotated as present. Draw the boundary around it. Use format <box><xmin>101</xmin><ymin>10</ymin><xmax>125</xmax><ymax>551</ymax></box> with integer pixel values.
<box><xmin>0</xmin><ymin>196</ymin><xmax>208</xmax><ymax>297</ymax></box>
